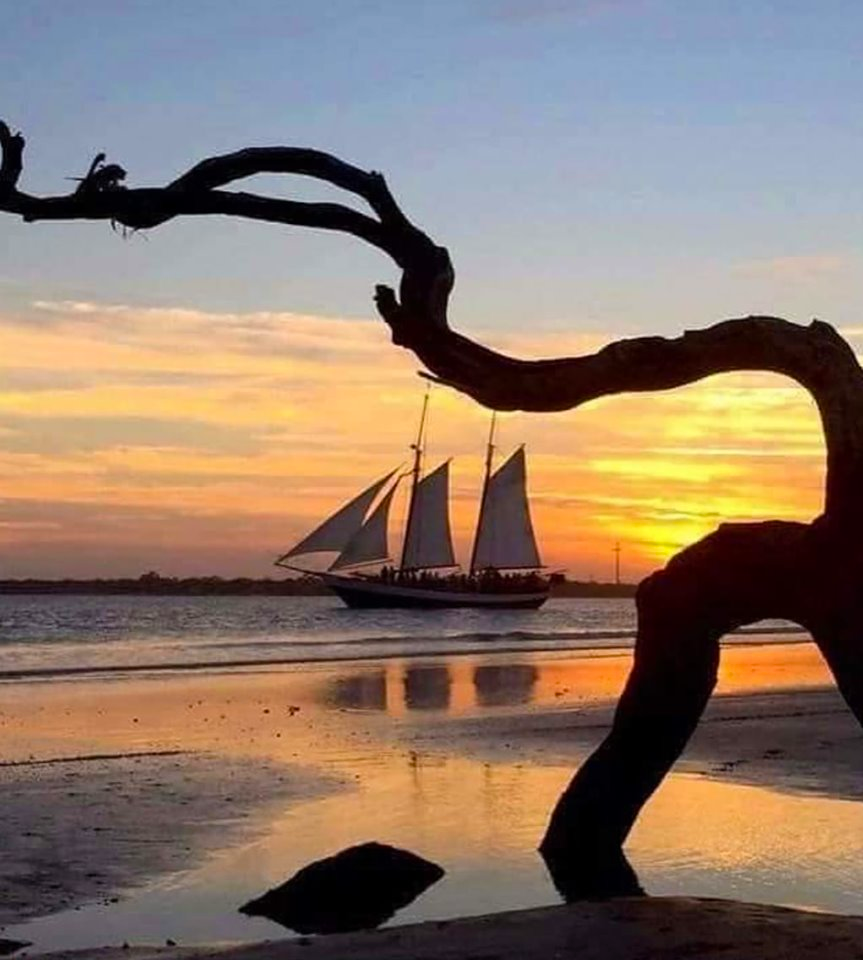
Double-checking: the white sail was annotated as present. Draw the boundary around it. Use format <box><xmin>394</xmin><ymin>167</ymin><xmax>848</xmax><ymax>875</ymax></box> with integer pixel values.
<box><xmin>330</xmin><ymin>483</ymin><xmax>399</xmax><ymax>571</ymax></box>
<box><xmin>401</xmin><ymin>460</ymin><xmax>456</xmax><ymax>570</ymax></box>
<box><xmin>471</xmin><ymin>446</ymin><xmax>541</xmax><ymax>570</ymax></box>
<box><xmin>276</xmin><ymin>468</ymin><xmax>398</xmax><ymax>564</ymax></box>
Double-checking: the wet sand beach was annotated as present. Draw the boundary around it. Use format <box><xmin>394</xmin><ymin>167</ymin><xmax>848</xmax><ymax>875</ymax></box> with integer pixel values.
<box><xmin>0</xmin><ymin>752</ymin><xmax>342</xmax><ymax>925</ymax></box>
<box><xmin>3</xmin><ymin>638</ymin><xmax>863</xmax><ymax>954</ymax></box>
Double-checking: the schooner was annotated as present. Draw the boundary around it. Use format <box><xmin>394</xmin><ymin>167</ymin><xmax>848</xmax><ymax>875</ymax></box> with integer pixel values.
<box><xmin>275</xmin><ymin>397</ymin><xmax>550</xmax><ymax>609</ymax></box>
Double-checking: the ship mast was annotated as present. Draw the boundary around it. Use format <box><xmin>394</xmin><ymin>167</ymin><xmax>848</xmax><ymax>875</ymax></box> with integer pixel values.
<box><xmin>469</xmin><ymin>411</ymin><xmax>497</xmax><ymax>575</ymax></box>
<box><xmin>400</xmin><ymin>386</ymin><xmax>431</xmax><ymax>572</ymax></box>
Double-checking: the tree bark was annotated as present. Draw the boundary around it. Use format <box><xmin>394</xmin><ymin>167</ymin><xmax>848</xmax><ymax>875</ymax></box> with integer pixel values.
<box><xmin>4</xmin><ymin>122</ymin><xmax>863</xmax><ymax>894</ymax></box>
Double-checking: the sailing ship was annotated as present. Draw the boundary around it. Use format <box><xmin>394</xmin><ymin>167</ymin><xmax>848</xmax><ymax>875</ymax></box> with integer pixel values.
<box><xmin>275</xmin><ymin>396</ymin><xmax>550</xmax><ymax>609</ymax></box>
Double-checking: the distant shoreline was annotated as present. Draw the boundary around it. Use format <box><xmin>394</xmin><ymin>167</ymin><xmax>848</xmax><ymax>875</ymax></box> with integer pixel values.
<box><xmin>0</xmin><ymin>576</ymin><xmax>637</xmax><ymax>598</ymax></box>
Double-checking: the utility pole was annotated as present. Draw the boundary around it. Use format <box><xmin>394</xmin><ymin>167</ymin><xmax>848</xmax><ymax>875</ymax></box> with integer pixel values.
<box><xmin>613</xmin><ymin>542</ymin><xmax>621</xmax><ymax>585</ymax></box>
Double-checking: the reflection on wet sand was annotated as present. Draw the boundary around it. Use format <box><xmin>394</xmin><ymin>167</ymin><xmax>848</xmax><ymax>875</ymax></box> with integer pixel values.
<box><xmin>4</xmin><ymin>641</ymin><xmax>863</xmax><ymax>953</ymax></box>
<box><xmin>404</xmin><ymin>665</ymin><xmax>451</xmax><ymax>711</ymax></box>
<box><xmin>474</xmin><ymin>664</ymin><xmax>537</xmax><ymax>707</ymax></box>
<box><xmin>322</xmin><ymin>641</ymin><xmax>833</xmax><ymax>717</ymax></box>
<box><xmin>325</xmin><ymin>660</ymin><xmax>539</xmax><ymax>714</ymax></box>
<box><xmin>329</xmin><ymin>672</ymin><xmax>388</xmax><ymax>712</ymax></box>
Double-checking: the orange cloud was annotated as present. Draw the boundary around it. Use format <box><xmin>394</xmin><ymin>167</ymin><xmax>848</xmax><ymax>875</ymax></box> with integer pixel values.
<box><xmin>0</xmin><ymin>301</ymin><xmax>826</xmax><ymax>578</ymax></box>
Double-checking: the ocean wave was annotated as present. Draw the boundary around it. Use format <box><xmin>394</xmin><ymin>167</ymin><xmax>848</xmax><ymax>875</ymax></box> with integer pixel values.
<box><xmin>188</xmin><ymin>622</ymin><xmax>806</xmax><ymax>652</ymax></box>
<box><xmin>0</xmin><ymin>623</ymin><xmax>808</xmax><ymax>683</ymax></box>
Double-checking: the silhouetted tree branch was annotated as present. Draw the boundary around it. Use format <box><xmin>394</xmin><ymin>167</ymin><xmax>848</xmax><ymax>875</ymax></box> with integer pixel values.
<box><xmin>4</xmin><ymin>121</ymin><xmax>863</xmax><ymax>894</ymax></box>
<box><xmin>4</xmin><ymin>122</ymin><xmax>862</xmax><ymax>516</ymax></box>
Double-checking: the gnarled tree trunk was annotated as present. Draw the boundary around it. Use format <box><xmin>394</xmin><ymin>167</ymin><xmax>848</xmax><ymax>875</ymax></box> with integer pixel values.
<box><xmin>3</xmin><ymin>121</ymin><xmax>863</xmax><ymax>897</ymax></box>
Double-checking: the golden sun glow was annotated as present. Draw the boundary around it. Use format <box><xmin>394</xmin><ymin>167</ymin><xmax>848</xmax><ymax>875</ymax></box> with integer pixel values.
<box><xmin>0</xmin><ymin>301</ymin><xmax>830</xmax><ymax>578</ymax></box>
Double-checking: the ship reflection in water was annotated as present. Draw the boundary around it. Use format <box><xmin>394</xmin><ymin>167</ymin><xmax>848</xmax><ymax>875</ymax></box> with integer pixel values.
<box><xmin>322</xmin><ymin>658</ymin><xmax>646</xmax><ymax>903</ymax></box>
<box><xmin>325</xmin><ymin>659</ymin><xmax>540</xmax><ymax>714</ymax></box>
<box><xmin>322</xmin><ymin>641</ymin><xmax>834</xmax><ymax>717</ymax></box>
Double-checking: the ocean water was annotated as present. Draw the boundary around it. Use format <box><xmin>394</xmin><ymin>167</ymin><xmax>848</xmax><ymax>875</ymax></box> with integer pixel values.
<box><xmin>0</xmin><ymin>595</ymin><xmax>802</xmax><ymax>679</ymax></box>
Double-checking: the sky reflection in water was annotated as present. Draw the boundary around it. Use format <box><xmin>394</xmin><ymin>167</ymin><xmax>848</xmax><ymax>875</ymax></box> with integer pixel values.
<box><xmin>6</xmin><ymin>645</ymin><xmax>862</xmax><ymax>953</ymax></box>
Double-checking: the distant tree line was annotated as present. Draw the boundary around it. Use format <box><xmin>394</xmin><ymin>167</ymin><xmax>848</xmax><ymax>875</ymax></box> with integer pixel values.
<box><xmin>0</xmin><ymin>572</ymin><xmax>635</xmax><ymax>597</ymax></box>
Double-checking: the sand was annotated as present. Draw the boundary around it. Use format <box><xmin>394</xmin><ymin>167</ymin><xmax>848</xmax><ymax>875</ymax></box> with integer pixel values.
<box><xmin>0</xmin><ymin>751</ymin><xmax>342</xmax><ymax>926</ymax></box>
<box><xmin>3</xmin><ymin>641</ymin><xmax>863</xmax><ymax>957</ymax></box>
<box><xmin>35</xmin><ymin>898</ymin><xmax>863</xmax><ymax>960</ymax></box>
<box><xmin>424</xmin><ymin>685</ymin><xmax>863</xmax><ymax>800</ymax></box>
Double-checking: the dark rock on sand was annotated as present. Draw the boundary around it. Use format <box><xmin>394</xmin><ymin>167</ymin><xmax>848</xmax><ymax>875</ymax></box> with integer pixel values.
<box><xmin>0</xmin><ymin>939</ymin><xmax>31</xmax><ymax>957</ymax></box>
<box><xmin>239</xmin><ymin>841</ymin><xmax>444</xmax><ymax>934</ymax></box>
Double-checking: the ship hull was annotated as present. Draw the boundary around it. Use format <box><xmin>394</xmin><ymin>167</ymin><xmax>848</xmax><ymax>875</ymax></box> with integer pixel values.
<box><xmin>319</xmin><ymin>573</ymin><xmax>549</xmax><ymax>610</ymax></box>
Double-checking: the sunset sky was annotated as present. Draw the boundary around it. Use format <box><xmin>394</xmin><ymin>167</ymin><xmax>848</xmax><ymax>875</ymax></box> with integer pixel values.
<box><xmin>2</xmin><ymin>1</ymin><xmax>861</xmax><ymax>580</ymax></box>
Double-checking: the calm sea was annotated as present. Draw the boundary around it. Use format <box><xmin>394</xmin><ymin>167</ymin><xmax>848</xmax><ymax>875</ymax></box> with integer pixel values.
<box><xmin>0</xmin><ymin>595</ymin><xmax>802</xmax><ymax>680</ymax></box>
